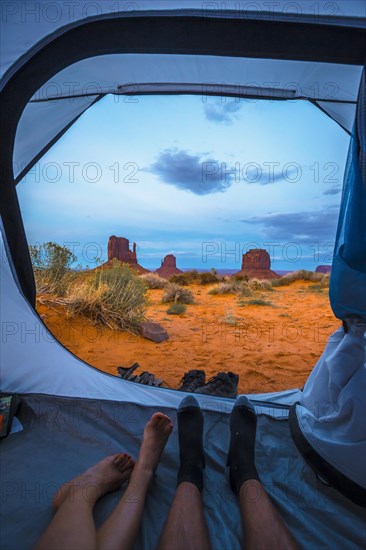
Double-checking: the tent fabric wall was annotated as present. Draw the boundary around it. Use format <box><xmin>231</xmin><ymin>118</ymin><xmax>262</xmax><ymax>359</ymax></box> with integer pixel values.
<box><xmin>330</xmin><ymin>67</ymin><xmax>366</xmax><ymax>319</ymax></box>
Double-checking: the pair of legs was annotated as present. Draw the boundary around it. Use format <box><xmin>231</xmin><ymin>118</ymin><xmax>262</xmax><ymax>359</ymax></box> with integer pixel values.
<box><xmin>36</xmin><ymin>397</ymin><xmax>299</xmax><ymax>550</ymax></box>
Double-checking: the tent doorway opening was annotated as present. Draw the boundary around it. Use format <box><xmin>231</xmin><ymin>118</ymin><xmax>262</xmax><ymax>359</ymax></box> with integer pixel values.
<box><xmin>17</xmin><ymin>93</ymin><xmax>349</xmax><ymax>394</ymax></box>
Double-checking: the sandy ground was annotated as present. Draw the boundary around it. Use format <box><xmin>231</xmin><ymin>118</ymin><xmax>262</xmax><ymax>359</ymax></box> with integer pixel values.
<box><xmin>37</xmin><ymin>281</ymin><xmax>340</xmax><ymax>394</ymax></box>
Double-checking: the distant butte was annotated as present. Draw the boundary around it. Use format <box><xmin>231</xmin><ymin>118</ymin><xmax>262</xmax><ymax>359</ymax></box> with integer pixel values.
<box><xmin>234</xmin><ymin>249</ymin><xmax>280</xmax><ymax>280</ymax></box>
<box><xmin>155</xmin><ymin>254</ymin><xmax>183</xmax><ymax>278</ymax></box>
<box><xmin>99</xmin><ymin>235</ymin><xmax>149</xmax><ymax>273</ymax></box>
<box><xmin>315</xmin><ymin>265</ymin><xmax>332</xmax><ymax>274</ymax></box>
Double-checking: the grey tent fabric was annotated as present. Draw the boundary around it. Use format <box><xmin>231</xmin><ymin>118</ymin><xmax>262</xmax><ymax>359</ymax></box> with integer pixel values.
<box><xmin>13</xmin><ymin>95</ymin><xmax>101</xmax><ymax>180</ymax></box>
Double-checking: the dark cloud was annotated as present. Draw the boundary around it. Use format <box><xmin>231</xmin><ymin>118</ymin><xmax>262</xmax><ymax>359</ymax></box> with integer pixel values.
<box><xmin>204</xmin><ymin>101</ymin><xmax>242</xmax><ymax>125</ymax></box>
<box><xmin>148</xmin><ymin>148</ymin><xmax>234</xmax><ymax>195</ymax></box>
<box><xmin>240</xmin><ymin>208</ymin><xmax>338</xmax><ymax>243</ymax></box>
<box><xmin>323</xmin><ymin>185</ymin><xmax>342</xmax><ymax>195</ymax></box>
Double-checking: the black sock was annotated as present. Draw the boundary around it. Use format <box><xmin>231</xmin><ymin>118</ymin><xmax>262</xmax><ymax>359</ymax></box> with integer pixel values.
<box><xmin>177</xmin><ymin>396</ymin><xmax>205</xmax><ymax>492</ymax></box>
<box><xmin>227</xmin><ymin>396</ymin><xmax>259</xmax><ymax>496</ymax></box>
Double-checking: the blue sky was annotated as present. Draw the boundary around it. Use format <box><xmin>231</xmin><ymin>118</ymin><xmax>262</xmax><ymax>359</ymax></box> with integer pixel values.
<box><xmin>17</xmin><ymin>94</ymin><xmax>350</xmax><ymax>271</ymax></box>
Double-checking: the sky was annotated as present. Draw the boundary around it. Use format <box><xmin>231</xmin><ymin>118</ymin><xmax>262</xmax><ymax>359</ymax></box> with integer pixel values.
<box><xmin>17</xmin><ymin>93</ymin><xmax>350</xmax><ymax>272</ymax></box>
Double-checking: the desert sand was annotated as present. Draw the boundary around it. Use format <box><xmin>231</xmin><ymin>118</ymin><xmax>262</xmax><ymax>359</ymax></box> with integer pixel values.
<box><xmin>37</xmin><ymin>280</ymin><xmax>339</xmax><ymax>394</ymax></box>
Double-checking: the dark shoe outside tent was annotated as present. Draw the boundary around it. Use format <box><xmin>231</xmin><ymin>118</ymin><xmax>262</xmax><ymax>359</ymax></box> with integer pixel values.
<box><xmin>0</xmin><ymin>2</ymin><xmax>365</xmax><ymax>549</ymax></box>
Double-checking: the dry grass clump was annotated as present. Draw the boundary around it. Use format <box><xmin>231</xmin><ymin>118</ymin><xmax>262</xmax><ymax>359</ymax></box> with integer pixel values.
<box><xmin>272</xmin><ymin>270</ymin><xmax>328</xmax><ymax>287</ymax></box>
<box><xmin>248</xmin><ymin>278</ymin><xmax>273</xmax><ymax>291</ymax></box>
<box><xmin>162</xmin><ymin>283</ymin><xmax>194</xmax><ymax>304</ymax></box>
<box><xmin>65</xmin><ymin>261</ymin><xmax>148</xmax><ymax>333</ymax></box>
<box><xmin>208</xmin><ymin>280</ymin><xmax>253</xmax><ymax>297</ymax></box>
<box><xmin>140</xmin><ymin>273</ymin><xmax>168</xmax><ymax>289</ymax></box>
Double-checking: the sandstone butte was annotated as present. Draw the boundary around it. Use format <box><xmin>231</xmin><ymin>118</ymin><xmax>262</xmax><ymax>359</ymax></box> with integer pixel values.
<box><xmin>155</xmin><ymin>254</ymin><xmax>183</xmax><ymax>278</ymax></box>
<box><xmin>234</xmin><ymin>248</ymin><xmax>280</xmax><ymax>280</ymax></box>
<box><xmin>315</xmin><ymin>265</ymin><xmax>332</xmax><ymax>274</ymax></box>
<box><xmin>98</xmin><ymin>235</ymin><xmax>149</xmax><ymax>274</ymax></box>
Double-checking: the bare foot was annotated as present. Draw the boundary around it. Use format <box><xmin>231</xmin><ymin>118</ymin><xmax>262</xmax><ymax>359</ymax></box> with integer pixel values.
<box><xmin>53</xmin><ymin>452</ymin><xmax>135</xmax><ymax>510</ymax></box>
<box><xmin>137</xmin><ymin>413</ymin><xmax>173</xmax><ymax>473</ymax></box>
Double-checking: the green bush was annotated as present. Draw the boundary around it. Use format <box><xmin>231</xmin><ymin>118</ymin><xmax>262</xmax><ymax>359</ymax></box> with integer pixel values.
<box><xmin>29</xmin><ymin>242</ymin><xmax>77</xmax><ymax>296</ymax></box>
<box><xmin>66</xmin><ymin>261</ymin><xmax>148</xmax><ymax>333</ymax></box>
<box><xmin>162</xmin><ymin>283</ymin><xmax>194</xmax><ymax>304</ymax></box>
<box><xmin>166</xmin><ymin>303</ymin><xmax>187</xmax><ymax>315</ymax></box>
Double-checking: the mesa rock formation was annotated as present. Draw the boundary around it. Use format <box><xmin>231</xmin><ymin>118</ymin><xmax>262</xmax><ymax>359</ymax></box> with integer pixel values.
<box><xmin>155</xmin><ymin>254</ymin><xmax>183</xmax><ymax>278</ymax></box>
<box><xmin>99</xmin><ymin>235</ymin><xmax>148</xmax><ymax>273</ymax></box>
<box><xmin>315</xmin><ymin>265</ymin><xmax>332</xmax><ymax>274</ymax></box>
<box><xmin>234</xmin><ymin>249</ymin><xmax>280</xmax><ymax>280</ymax></box>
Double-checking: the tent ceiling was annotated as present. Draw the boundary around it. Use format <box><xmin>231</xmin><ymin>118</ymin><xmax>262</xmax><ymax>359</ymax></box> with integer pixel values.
<box><xmin>12</xmin><ymin>53</ymin><xmax>363</xmax><ymax>180</ymax></box>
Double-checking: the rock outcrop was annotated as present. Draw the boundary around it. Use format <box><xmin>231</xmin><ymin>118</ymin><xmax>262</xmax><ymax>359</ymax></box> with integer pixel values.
<box><xmin>234</xmin><ymin>249</ymin><xmax>280</xmax><ymax>280</ymax></box>
<box><xmin>155</xmin><ymin>254</ymin><xmax>183</xmax><ymax>278</ymax></box>
<box><xmin>99</xmin><ymin>235</ymin><xmax>148</xmax><ymax>273</ymax></box>
<box><xmin>140</xmin><ymin>322</ymin><xmax>169</xmax><ymax>343</ymax></box>
<box><xmin>315</xmin><ymin>265</ymin><xmax>332</xmax><ymax>274</ymax></box>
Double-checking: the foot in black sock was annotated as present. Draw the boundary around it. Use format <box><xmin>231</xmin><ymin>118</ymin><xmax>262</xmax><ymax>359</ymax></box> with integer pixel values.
<box><xmin>227</xmin><ymin>396</ymin><xmax>259</xmax><ymax>496</ymax></box>
<box><xmin>177</xmin><ymin>395</ymin><xmax>205</xmax><ymax>492</ymax></box>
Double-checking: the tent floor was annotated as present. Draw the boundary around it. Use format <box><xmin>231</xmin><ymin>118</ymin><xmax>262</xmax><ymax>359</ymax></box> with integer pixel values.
<box><xmin>1</xmin><ymin>394</ymin><xmax>365</xmax><ymax>549</ymax></box>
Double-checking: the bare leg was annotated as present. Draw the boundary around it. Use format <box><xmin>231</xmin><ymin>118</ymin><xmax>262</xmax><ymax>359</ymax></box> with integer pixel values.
<box><xmin>158</xmin><ymin>482</ymin><xmax>210</xmax><ymax>550</ymax></box>
<box><xmin>97</xmin><ymin>412</ymin><xmax>173</xmax><ymax>550</ymax></box>
<box><xmin>239</xmin><ymin>479</ymin><xmax>299</xmax><ymax>550</ymax></box>
<box><xmin>228</xmin><ymin>396</ymin><xmax>299</xmax><ymax>550</ymax></box>
<box><xmin>35</xmin><ymin>453</ymin><xmax>134</xmax><ymax>550</ymax></box>
<box><xmin>158</xmin><ymin>396</ymin><xmax>210</xmax><ymax>550</ymax></box>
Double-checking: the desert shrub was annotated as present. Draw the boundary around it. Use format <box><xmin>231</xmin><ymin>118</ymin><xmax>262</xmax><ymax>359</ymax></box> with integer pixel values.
<box><xmin>29</xmin><ymin>242</ymin><xmax>77</xmax><ymax>296</ymax></box>
<box><xmin>166</xmin><ymin>303</ymin><xmax>187</xmax><ymax>315</ymax></box>
<box><xmin>246</xmin><ymin>299</ymin><xmax>273</xmax><ymax>306</ymax></box>
<box><xmin>208</xmin><ymin>280</ymin><xmax>252</xmax><ymax>296</ymax></box>
<box><xmin>170</xmin><ymin>270</ymin><xmax>219</xmax><ymax>286</ymax></box>
<box><xmin>140</xmin><ymin>273</ymin><xmax>168</xmax><ymax>289</ymax></box>
<box><xmin>221</xmin><ymin>312</ymin><xmax>237</xmax><ymax>325</ymax></box>
<box><xmin>198</xmin><ymin>271</ymin><xmax>219</xmax><ymax>285</ymax></box>
<box><xmin>162</xmin><ymin>283</ymin><xmax>194</xmax><ymax>304</ymax></box>
<box><xmin>65</xmin><ymin>261</ymin><xmax>148</xmax><ymax>333</ymax></box>
<box><xmin>208</xmin><ymin>281</ymin><xmax>241</xmax><ymax>295</ymax></box>
<box><xmin>307</xmin><ymin>284</ymin><xmax>323</xmax><ymax>293</ymax></box>
<box><xmin>320</xmin><ymin>274</ymin><xmax>330</xmax><ymax>287</ymax></box>
<box><xmin>272</xmin><ymin>270</ymin><xmax>325</xmax><ymax>287</ymax></box>
<box><xmin>249</xmin><ymin>278</ymin><xmax>273</xmax><ymax>291</ymax></box>
<box><xmin>232</xmin><ymin>274</ymin><xmax>249</xmax><ymax>282</ymax></box>
<box><xmin>170</xmin><ymin>271</ymin><xmax>198</xmax><ymax>286</ymax></box>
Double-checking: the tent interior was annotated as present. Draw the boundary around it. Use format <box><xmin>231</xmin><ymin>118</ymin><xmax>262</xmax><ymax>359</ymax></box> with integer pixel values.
<box><xmin>1</xmin><ymin>2</ymin><xmax>365</xmax><ymax>549</ymax></box>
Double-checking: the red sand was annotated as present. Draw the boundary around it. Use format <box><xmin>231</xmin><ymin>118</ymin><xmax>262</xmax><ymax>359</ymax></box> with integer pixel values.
<box><xmin>37</xmin><ymin>281</ymin><xmax>339</xmax><ymax>394</ymax></box>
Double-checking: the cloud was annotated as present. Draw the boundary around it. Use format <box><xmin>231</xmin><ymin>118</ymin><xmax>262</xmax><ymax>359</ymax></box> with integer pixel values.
<box><xmin>147</xmin><ymin>148</ymin><xmax>234</xmax><ymax>195</ymax></box>
<box><xmin>148</xmin><ymin>148</ymin><xmax>297</xmax><ymax>193</ymax></box>
<box><xmin>240</xmin><ymin>208</ymin><xmax>338</xmax><ymax>243</ymax></box>
<box><xmin>204</xmin><ymin>100</ymin><xmax>242</xmax><ymax>125</ymax></box>
<box><xmin>323</xmin><ymin>185</ymin><xmax>342</xmax><ymax>195</ymax></box>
